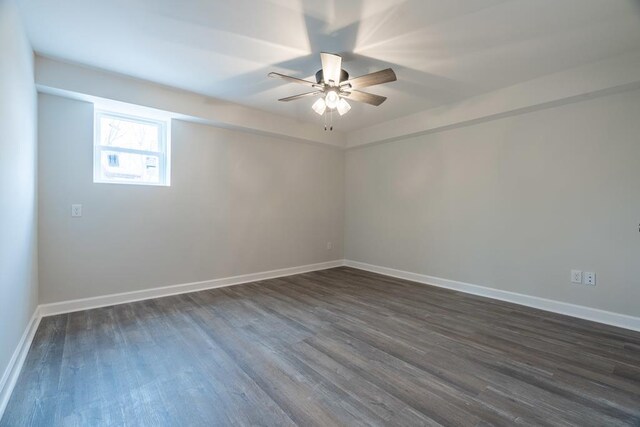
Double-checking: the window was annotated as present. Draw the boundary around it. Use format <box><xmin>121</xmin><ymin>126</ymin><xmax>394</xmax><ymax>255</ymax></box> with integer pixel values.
<box><xmin>94</xmin><ymin>110</ymin><xmax>170</xmax><ymax>186</ymax></box>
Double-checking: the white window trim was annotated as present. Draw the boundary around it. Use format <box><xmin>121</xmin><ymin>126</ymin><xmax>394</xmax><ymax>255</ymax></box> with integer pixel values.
<box><xmin>93</xmin><ymin>110</ymin><xmax>171</xmax><ymax>186</ymax></box>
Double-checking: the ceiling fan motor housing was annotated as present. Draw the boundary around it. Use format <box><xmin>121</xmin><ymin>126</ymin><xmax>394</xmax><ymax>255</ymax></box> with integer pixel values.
<box><xmin>315</xmin><ymin>69</ymin><xmax>349</xmax><ymax>85</ymax></box>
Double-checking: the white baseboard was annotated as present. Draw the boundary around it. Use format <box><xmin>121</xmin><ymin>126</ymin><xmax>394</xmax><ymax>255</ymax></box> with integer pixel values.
<box><xmin>39</xmin><ymin>260</ymin><xmax>345</xmax><ymax>317</ymax></box>
<box><xmin>0</xmin><ymin>307</ymin><xmax>42</xmax><ymax>418</ymax></box>
<box><xmin>344</xmin><ymin>260</ymin><xmax>640</xmax><ymax>332</ymax></box>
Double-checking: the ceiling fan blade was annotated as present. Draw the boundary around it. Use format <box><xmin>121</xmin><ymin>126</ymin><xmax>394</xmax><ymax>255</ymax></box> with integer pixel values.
<box><xmin>342</xmin><ymin>90</ymin><xmax>387</xmax><ymax>106</ymax></box>
<box><xmin>341</xmin><ymin>68</ymin><xmax>396</xmax><ymax>90</ymax></box>
<box><xmin>278</xmin><ymin>91</ymin><xmax>323</xmax><ymax>102</ymax></box>
<box><xmin>320</xmin><ymin>52</ymin><xmax>343</xmax><ymax>86</ymax></box>
<box><xmin>268</xmin><ymin>72</ymin><xmax>321</xmax><ymax>88</ymax></box>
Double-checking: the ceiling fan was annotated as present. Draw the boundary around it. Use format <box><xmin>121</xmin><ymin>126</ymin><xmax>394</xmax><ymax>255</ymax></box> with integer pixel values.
<box><xmin>268</xmin><ymin>52</ymin><xmax>396</xmax><ymax>130</ymax></box>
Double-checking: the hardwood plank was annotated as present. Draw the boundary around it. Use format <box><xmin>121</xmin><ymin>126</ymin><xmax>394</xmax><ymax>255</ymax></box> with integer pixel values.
<box><xmin>2</xmin><ymin>267</ymin><xmax>639</xmax><ymax>426</ymax></box>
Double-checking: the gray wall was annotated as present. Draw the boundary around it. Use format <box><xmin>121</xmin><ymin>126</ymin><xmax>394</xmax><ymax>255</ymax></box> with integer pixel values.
<box><xmin>0</xmin><ymin>0</ymin><xmax>38</xmax><ymax>382</ymax></box>
<box><xmin>346</xmin><ymin>88</ymin><xmax>640</xmax><ymax>317</ymax></box>
<box><xmin>38</xmin><ymin>94</ymin><xmax>344</xmax><ymax>303</ymax></box>
<box><xmin>33</xmin><ymin>67</ymin><xmax>640</xmax><ymax>319</ymax></box>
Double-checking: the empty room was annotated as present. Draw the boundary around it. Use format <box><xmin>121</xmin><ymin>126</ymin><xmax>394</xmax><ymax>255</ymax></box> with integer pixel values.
<box><xmin>2</xmin><ymin>0</ymin><xmax>640</xmax><ymax>425</ymax></box>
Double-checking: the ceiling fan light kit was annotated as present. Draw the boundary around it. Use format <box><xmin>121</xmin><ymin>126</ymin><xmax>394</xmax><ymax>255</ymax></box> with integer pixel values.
<box><xmin>324</xmin><ymin>89</ymin><xmax>340</xmax><ymax>109</ymax></box>
<box><xmin>269</xmin><ymin>52</ymin><xmax>396</xmax><ymax>130</ymax></box>
<box><xmin>337</xmin><ymin>98</ymin><xmax>351</xmax><ymax>116</ymax></box>
<box><xmin>311</xmin><ymin>97</ymin><xmax>327</xmax><ymax>115</ymax></box>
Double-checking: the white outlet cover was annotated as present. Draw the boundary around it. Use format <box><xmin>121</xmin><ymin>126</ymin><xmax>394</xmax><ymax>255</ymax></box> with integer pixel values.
<box><xmin>571</xmin><ymin>270</ymin><xmax>582</xmax><ymax>284</ymax></box>
<box><xmin>584</xmin><ymin>272</ymin><xmax>596</xmax><ymax>286</ymax></box>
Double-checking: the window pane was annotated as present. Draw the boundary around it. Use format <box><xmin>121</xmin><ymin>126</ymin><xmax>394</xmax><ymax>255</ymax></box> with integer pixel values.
<box><xmin>99</xmin><ymin>150</ymin><xmax>161</xmax><ymax>184</ymax></box>
<box><xmin>100</xmin><ymin>116</ymin><xmax>160</xmax><ymax>151</ymax></box>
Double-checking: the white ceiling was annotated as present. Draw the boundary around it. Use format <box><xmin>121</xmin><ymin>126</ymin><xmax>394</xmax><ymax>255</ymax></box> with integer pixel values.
<box><xmin>18</xmin><ymin>0</ymin><xmax>640</xmax><ymax>131</ymax></box>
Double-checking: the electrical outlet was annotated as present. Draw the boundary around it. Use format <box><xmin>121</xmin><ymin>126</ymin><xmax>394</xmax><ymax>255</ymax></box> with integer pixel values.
<box><xmin>71</xmin><ymin>204</ymin><xmax>82</xmax><ymax>217</ymax></box>
<box><xmin>326</xmin><ymin>242</ymin><xmax>332</xmax><ymax>250</ymax></box>
<box><xmin>584</xmin><ymin>272</ymin><xmax>596</xmax><ymax>286</ymax></box>
<box><xmin>571</xmin><ymin>270</ymin><xmax>582</xmax><ymax>284</ymax></box>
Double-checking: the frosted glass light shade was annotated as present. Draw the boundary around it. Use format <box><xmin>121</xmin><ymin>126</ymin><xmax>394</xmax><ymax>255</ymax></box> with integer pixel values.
<box><xmin>325</xmin><ymin>90</ymin><xmax>339</xmax><ymax>109</ymax></box>
<box><xmin>337</xmin><ymin>98</ymin><xmax>351</xmax><ymax>116</ymax></box>
<box><xmin>312</xmin><ymin>98</ymin><xmax>327</xmax><ymax>115</ymax></box>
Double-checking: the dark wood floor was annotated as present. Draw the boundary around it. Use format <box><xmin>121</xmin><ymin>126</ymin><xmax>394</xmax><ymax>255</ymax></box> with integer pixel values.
<box><xmin>2</xmin><ymin>267</ymin><xmax>640</xmax><ymax>426</ymax></box>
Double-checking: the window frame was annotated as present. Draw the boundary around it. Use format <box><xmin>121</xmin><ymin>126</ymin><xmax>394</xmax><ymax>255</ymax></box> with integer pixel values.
<box><xmin>93</xmin><ymin>110</ymin><xmax>171</xmax><ymax>186</ymax></box>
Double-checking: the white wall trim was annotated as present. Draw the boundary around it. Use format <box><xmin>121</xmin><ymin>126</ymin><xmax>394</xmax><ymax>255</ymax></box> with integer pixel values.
<box><xmin>0</xmin><ymin>307</ymin><xmax>42</xmax><ymax>418</ymax></box>
<box><xmin>39</xmin><ymin>260</ymin><xmax>345</xmax><ymax>317</ymax></box>
<box><xmin>35</xmin><ymin>258</ymin><xmax>640</xmax><ymax>329</ymax></box>
<box><xmin>344</xmin><ymin>260</ymin><xmax>640</xmax><ymax>332</ymax></box>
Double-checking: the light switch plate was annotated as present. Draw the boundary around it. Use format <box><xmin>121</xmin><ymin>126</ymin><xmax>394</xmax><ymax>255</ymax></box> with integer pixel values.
<box><xmin>71</xmin><ymin>204</ymin><xmax>82</xmax><ymax>217</ymax></box>
<box><xmin>571</xmin><ymin>270</ymin><xmax>582</xmax><ymax>284</ymax></box>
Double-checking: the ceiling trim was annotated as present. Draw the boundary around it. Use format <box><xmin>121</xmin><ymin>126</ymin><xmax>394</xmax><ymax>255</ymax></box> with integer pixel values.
<box><xmin>35</xmin><ymin>55</ymin><xmax>347</xmax><ymax>148</ymax></box>
<box><xmin>35</xmin><ymin>51</ymin><xmax>640</xmax><ymax>151</ymax></box>
<box><xmin>347</xmin><ymin>51</ymin><xmax>640</xmax><ymax>148</ymax></box>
